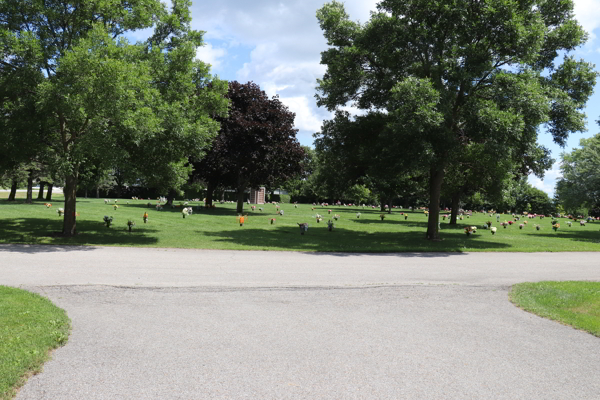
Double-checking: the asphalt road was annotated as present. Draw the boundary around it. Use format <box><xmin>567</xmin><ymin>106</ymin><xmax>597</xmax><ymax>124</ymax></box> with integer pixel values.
<box><xmin>1</xmin><ymin>244</ymin><xmax>599</xmax><ymax>399</ymax></box>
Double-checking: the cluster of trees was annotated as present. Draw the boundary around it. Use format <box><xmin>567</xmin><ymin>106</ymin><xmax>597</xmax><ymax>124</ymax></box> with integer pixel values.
<box><xmin>3</xmin><ymin>0</ymin><xmax>597</xmax><ymax>242</ymax></box>
<box><xmin>309</xmin><ymin>0</ymin><xmax>597</xmax><ymax>240</ymax></box>
<box><xmin>1</xmin><ymin>0</ymin><xmax>304</xmax><ymax>235</ymax></box>
<box><xmin>556</xmin><ymin>133</ymin><xmax>600</xmax><ymax>217</ymax></box>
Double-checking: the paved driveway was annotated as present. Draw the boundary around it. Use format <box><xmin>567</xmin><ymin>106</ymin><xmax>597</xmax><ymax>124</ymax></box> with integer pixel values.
<box><xmin>1</xmin><ymin>245</ymin><xmax>599</xmax><ymax>399</ymax></box>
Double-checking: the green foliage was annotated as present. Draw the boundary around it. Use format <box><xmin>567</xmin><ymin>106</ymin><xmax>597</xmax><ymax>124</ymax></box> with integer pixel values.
<box><xmin>556</xmin><ymin>133</ymin><xmax>600</xmax><ymax>214</ymax></box>
<box><xmin>315</xmin><ymin>0</ymin><xmax>597</xmax><ymax>240</ymax></box>
<box><xmin>0</xmin><ymin>286</ymin><xmax>70</xmax><ymax>400</ymax></box>
<box><xmin>510</xmin><ymin>281</ymin><xmax>600</xmax><ymax>337</ymax></box>
<box><xmin>1</xmin><ymin>0</ymin><xmax>228</xmax><ymax>235</ymax></box>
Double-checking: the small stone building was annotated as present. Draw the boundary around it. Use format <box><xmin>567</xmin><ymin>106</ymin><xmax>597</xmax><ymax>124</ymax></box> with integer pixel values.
<box><xmin>250</xmin><ymin>187</ymin><xmax>265</xmax><ymax>204</ymax></box>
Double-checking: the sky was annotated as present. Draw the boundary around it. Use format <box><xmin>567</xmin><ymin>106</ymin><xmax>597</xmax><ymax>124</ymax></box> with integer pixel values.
<box><xmin>134</xmin><ymin>0</ymin><xmax>600</xmax><ymax>197</ymax></box>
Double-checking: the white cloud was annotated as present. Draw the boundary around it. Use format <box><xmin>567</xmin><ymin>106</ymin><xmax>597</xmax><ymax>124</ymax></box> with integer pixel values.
<box><xmin>573</xmin><ymin>0</ymin><xmax>600</xmax><ymax>44</ymax></box>
<box><xmin>280</xmin><ymin>96</ymin><xmax>324</xmax><ymax>133</ymax></box>
<box><xmin>195</xmin><ymin>43</ymin><xmax>227</xmax><ymax>71</ymax></box>
<box><xmin>528</xmin><ymin>162</ymin><xmax>563</xmax><ymax>197</ymax></box>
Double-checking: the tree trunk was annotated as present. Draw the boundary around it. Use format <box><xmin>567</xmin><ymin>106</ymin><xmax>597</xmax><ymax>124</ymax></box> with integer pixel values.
<box><xmin>62</xmin><ymin>172</ymin><xmax>78</xmax><ymax>236</ymax></box>
<box><xmin>46</xmin><ymin>183</ymin><xmax>53</xmax><ymax>201</ymax></box>
<box><xmin>388</xmin><ymin>196</ymin><xmax>393</xmax><ymax>214</ymax></box>
<box><xmin>236</xmin><ymin>183</ymin><xmax>245</xmax><ymax>214</ymax></box>
<box><xmin>96</xmin><ymin>185</ymin><xmax>99</xmax><ymax>198</ymax></box>
<box><xmin>8</xmin><ymin>179</ymin><xmax>18</xmax><ymax>201</ymax></box>
<box><xmin>37</xmin><ymin>182</ymin><xmax>45</xmax><ymax>200</ymax></box>
<box><xmin>26</xmin><ymin>170</ymin><xmax>34</xmax><ymax>204</ymax></box>
<box><xmin>449</xmin><ymin>191</ymin><xmax>460</xmax><ymax>225</ymax></box>
<box><xmin>205</xmin><ymin>182</ymin><xmax>214</xmax><ymax>207</ymax></box>
<box><xmin>426</xmin><ymin>167</ymin><xmax>445</xmax><ymax>240</ymax></box>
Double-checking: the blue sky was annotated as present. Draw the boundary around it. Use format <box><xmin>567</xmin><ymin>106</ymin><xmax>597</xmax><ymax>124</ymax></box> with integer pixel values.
<box><xmin>134</xmin><ymin>0</ymin><xmax>600</xmax><ymax>197</ymax></box>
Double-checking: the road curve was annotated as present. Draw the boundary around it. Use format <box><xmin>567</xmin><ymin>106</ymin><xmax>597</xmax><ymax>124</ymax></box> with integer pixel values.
<box><xmin>1</xmin><ymin>244</ymin><xmax>598</xmax><ymax>400</ymax></box>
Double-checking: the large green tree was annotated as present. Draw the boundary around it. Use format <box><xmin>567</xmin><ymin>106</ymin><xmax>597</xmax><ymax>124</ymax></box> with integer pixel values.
<box><xmin>556</xmin><ymin>133</ymin><xmax>600</xmax><ymax>214</ymax></box>
<box><xmin>1</xmin><ymin>0</ymin><xmax>228</xmax><ymax>235</ymax></box>
<box><xmin>316</xmin><ymin>0</ymin><xmax>596</xmax><ymax>240</ymax></box>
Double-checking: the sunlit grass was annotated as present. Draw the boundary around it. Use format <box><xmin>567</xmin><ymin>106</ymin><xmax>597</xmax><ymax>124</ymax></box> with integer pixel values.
<box><xmin>1</xmin><ymin>194</ymin><xmax>599</xmax><ymax>252</ymax></box>
<box><xmin>0</xmin><ymin>286</ymin><xmax>70</xmax><ymax>400</ymax></box>
<box><xmin>510</xmin><ymin>281</ymin><xmax>600</xmax><ymax>337</ymax></box>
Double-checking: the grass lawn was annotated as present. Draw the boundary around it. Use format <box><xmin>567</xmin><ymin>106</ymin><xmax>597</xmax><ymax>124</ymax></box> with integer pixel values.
<box><xmin>510</xmin><ymin>281</ymin><xmax>600</xmax><ymax>337</ymax></box>
<box><xmin>1</xmin><ymin>193</ymin><xmax>600</xmax><ymax>251</ymax></box>
<box><xmin>0</xmin><ymin>286</ymin><xmax>70</xmax><ymax>400</ymax></box>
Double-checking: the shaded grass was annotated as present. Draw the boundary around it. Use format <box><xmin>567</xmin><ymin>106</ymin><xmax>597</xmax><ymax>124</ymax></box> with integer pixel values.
<box><xmin>510</xmin><ymin>281</ymin><xmax>600</xmax><ymax>337</ymax></box>
<box><xmin>0</xmin><ymin>195</ymin><xmax>599</xmax><ymax>252</ymax></box>
<box><xmin>0</xmin><ymin>286</ymin><xmax>70</xmax><ymax>400</ymax></box>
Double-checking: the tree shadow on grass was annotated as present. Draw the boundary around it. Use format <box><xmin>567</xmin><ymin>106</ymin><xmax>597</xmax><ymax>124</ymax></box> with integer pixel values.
<box><xmin>531</xmin><ymin>230</ymin><xmax>600</xmax><ymax>244</ymax></box>
<box><xmin>0</xmin><ymin>218</ymin><xmax>159</xmax><ymax>249</ymax></box>
<box><xmin>122</xmin><ymin>202</ymin><xmax>249</xmax><ymax>217</ymax></box>
<box><xmin>197</xmin><ymin>226</ymin><xmax>511</xmax><ymax>253</ymax></box>
<box><xmin>352</xmin><ymin>219</ymin><xmax>430</xmax><ymax>228</ymax></box>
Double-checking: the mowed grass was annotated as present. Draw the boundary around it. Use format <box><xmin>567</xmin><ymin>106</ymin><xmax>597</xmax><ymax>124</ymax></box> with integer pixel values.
<box><xmin>1</xmin><ymin>193</ymin><xmax>600</xmax><ymax>251</ymax></box>
<box><xmin>0</xmin><ymin>286</ymin><xmax>70</xmax><ymax>400</ymax></box>
<box><xmin>510</xmin><ymin>281</ymin><xmax>600</xmax><ymax>337</ymax></box>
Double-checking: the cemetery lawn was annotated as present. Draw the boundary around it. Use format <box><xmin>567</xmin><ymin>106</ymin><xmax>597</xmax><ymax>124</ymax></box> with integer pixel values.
<box><xmin>1</xmin><ymin>195</ymin><xmax>600</xmax><ymax>252</ymax></box>
<box><xmin>510</xmin><ymin>281</ymin><xmax>600</xmax><ymax>337</ymax></box>
<box><xmin>0</xmin><ymin>286</ymin><xmax>70</xmax><ymax>400</ymax></box>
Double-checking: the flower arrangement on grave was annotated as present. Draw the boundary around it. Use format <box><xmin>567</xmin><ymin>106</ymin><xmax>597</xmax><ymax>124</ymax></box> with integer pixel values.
<box><xmin>567</xmin><ymin>221</ymin><xmax>572</xmax><ymax>227</ymax></box>
<box><xmin>316</xmin><ymin>214</ymin><xmax>323</xmax><ymax>223</ymax></box>
<box><xmin>44</xmin><ymin>203</ymin><xmax>52</xmax><ymax>208</ymax></box>
<box><xmin>508</xmin><ymin>221</ymin><xmax>513</xmax><ymax>225</ymax></box>
<box><xmin>519</xmin><ymin>224</ymin><xmax>524</xmax><ymax>229</ymax></box>
<box><xmin>270</xmin><ymin>218</ymin><xmax>276</xmax><ymax>224</ymax></box>
<box><xmin>539</xmin><ymin>215</ymin><xmax>544</xmax><ymax>219</ymax></box>
<box><xmin>356</xmin><ymin>212</ymin><xmax>361</xmax><ymax>219</ymax></box>
<box><xmin>104</xmin><ymin>199</ymin><xmax>108</xmax><ymax>204</ymax></box>
<box><xmin>464</xmin><ymin>226</ymin><xmax>477</xmax><ymax>235</ymax></box>
<box><xmin>294</xmin><ymin>204</ymin><xmax>298</xmax><ymax>208</ymax></box>
<box><xmin>523</xmin><ymin>220</ymin><xmax>528</xmax><ymax>225</ymax></box>
<box><xmin>380</xmin><ymin>214</ymin><xmax>385</xmax><ymax>221</ymax></box>
<box><xmin>103</xmin><ymin>216</ymin><xmax>113</xmax><ymax>227</ymax></box>
<box><xmin>552</xmin><ymin>222</ymin><xmax>560</xmax><ymax>232</ymax></box>
<box><xmin>328</xmin><ymin>209</ymin><xmax>332</xmax><ymax>214</ymax></box>
<box><xmin>57</xmin><ymin>208</ymin><xmax>64</xmax><ymax>217</ymax></box>
<box><xmin>327</xmin><ymin>220</ymin><xmax>335</xmax><ymax>231</ymax></box>
<box><xmin>143</xmin><ymin>212</ymin><xmax>148</xmax><ymax>223</ymax></box>
<box><xmin>491</xmin><ymin>227</ymin><xmax>497</xmax><ymax>235</ymax></box>
<box><xmin>404</xmin><ymin>214</ymin><xmax>408</xmax><ymax>220</ymax></box>
<box><xmin>535</xmin><ymin>224</ymin><xmax>541</xmax><ymax>230</ymax></box>
<box><xmin>486</xmin><ymin>221</ymin><xmax>492</xmax><ymax>228</ymax></box>
<box><xmin>127</xmin><ymin>219</ymin><xmax>135</xmax><ymax>232</ymax></box>
<box><xmin>580</xmin><ymin>220</ymin><xmax>586</xmax><ymax>226</ymax></box>
<box><xmin>259</xmin><ymin>207</ymin><xmax>263</xmax><ymax>212</ymax></box>
<box><xmin>238</xmin><ymin>216</ymin><xmax>245</xmax><ymax>226</ymax></box>
<box><xmin>114</xmin><ymin>205</ymin><xmax>119</xmax><ymax>210</ymax></box>
<box><xmin>251</xmin><ymin>205</ymin><xmax>256</xmax><ymax>211</ymax></box>
<box><xmin>114</xmin><ymin>199</ymin><xmax>118</xmax><ymax>203</ymax></box>
<box><xmin>333</xmin><ymin>214</ymin><xmax>340</xmax><ymax>221</ymax></box>
<box><xmin>298</xmin><ymin>222</ymin><xmax>309</xmax><ymax>234</ymax></box>
<box><xmin>278</xmin><ymin>210</ymin><xmax>284</xmax><ymax>216</ymax></box>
